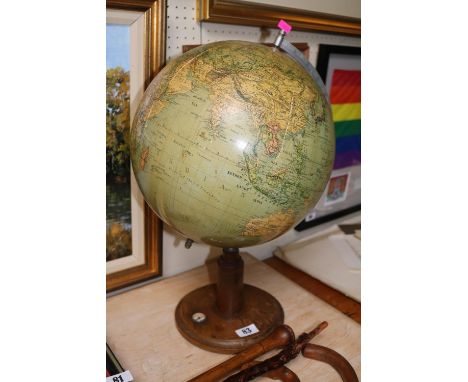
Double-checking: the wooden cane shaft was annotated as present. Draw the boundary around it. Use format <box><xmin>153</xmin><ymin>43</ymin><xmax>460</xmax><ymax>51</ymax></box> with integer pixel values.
<box><xmin>264</xmin><ymin>366</ymin><xmax>300</xmax><ymax>382</ymax></box>
<box><xmin>302</xmin><ymin>344</ymin><xmax>359</xmax><ymax>382</ymax></box>
<box><xmin>223</xmin><ymin>322</ymin><xmax>329</xmax><ymax>382</ymax></box>
<box><xmin>242</xmin><ymin>362</ymin><xmax>300</xmax><ymax>382</ymax></box>
<box><xmin>187</xmin><ymin>325</ymin><xmax>295</xmax><ymax>382</ymax></box>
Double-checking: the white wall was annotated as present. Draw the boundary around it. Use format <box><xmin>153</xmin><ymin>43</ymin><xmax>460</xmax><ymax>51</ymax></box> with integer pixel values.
<box><xmin>162</xmin><ymin>0</ymin><xmax>361</xmax><ymax>277</ymax></box>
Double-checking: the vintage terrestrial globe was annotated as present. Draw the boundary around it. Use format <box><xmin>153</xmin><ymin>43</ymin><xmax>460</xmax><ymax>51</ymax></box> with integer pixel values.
<box><xmin>130</xmin><ymin>40</ymin><xmax>335</xmax><ymax>249</ymax></box>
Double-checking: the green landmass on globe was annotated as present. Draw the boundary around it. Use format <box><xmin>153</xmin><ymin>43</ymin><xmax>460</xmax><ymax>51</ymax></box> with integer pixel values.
<box><xmin>130</xmin><ymin>41</ymin><xmax>335</xmax><ymax>248</ymax></box>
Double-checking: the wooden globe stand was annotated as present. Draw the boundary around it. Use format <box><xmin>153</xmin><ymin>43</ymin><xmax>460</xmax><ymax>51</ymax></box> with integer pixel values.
<box><xmin>175</xmin><ymin>248</ymin><xmax>284</xmax><ymax>354</ymax></box>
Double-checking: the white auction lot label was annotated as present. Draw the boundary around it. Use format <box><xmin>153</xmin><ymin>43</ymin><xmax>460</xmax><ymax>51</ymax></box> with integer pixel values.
<box><xmin>235</xmin><ymin>323</ymin><xmax>259</xmax><ymax>337</ymax></box>
<box><xmin>106</xmin><ymin>370</ymin><xmax>133</xmax><ymax>382</ymax></box>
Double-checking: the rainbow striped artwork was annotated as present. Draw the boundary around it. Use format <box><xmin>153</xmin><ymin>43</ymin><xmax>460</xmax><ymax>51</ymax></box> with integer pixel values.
<box><xmin>330</xmin><ymin>69</ymin><xmax>361</xmax><ymax>169</ymax></box>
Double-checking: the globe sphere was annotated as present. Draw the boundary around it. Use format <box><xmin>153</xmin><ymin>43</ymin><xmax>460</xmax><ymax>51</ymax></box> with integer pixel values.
<box><xmin>130</xmin><ymin>41</ymin><xmax>335</xmax><ymax>248</ymax></box>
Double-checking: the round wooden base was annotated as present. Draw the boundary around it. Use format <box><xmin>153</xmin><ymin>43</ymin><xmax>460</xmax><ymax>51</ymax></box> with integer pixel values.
<box><xmin>175</xmin><ymin>284</ymin><xmax>284</xmax><ymax>354</ymax></box>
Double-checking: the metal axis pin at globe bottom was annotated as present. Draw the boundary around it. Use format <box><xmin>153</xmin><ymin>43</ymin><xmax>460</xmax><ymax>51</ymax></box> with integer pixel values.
<box><xmin>130</xmin><ymin>38</ymin><xmax>335</xmax><ymax>353</ymax></box>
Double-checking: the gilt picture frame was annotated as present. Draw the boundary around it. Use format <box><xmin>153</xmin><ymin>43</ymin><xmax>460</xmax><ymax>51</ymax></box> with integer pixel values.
<box><xmin>198</xmin><ymin>0</ymin><xmax>360</xmax><ymax>36</ymax></box>
<box><xmin>106</xmin><ymin>0</ymin><xmax>166</xmax><ymax>292</ymax></box>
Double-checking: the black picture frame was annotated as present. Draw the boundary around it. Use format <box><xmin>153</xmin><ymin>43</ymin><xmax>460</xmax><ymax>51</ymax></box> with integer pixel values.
<box><xmin>316</xmin><ymin>45</ymin><xmax>361</xmax><ymax>82</ymax></box>
<box><xmin>295</xmin><ymin>44</ymin><xmax>361</xmax><ymax>232</ymax></box>
<box><xmin>106</xmin><ymin>343</ymin><xmax>124</xmax><ymax>376</ymax></box>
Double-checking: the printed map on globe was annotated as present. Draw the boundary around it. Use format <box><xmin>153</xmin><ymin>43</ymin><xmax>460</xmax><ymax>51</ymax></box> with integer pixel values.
<box><xmin>130</xmin><ymin>41</ymin><xmax>335</xmax><ymax>248</ymax></box>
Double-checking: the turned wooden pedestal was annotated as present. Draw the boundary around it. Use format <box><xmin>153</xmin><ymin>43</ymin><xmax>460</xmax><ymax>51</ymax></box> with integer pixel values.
<box><xmin>175</xmin><ymin>248</ymin><xmax>284</xmax><ymax>353</ymax></box>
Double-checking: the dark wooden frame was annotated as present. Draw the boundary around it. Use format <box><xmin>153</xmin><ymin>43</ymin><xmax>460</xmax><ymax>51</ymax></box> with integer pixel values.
<box><xmin>106</xmin><ymin>0</ymin><xmax>166</xmax><ymax>292</ymax></box>
<box><xmin>265</xmin><ymin>257</ymin><xmax>360</xmax><ymax>323</ymax></box>
<box><xmin>198</xmin><ymin>0</ymin><xmax>360</xmax><ymax>36</ymax></box>
<box><xmin>295</xmin><ymin>44</ymin><xmax>361</xmax><ymax>232</ymax></box>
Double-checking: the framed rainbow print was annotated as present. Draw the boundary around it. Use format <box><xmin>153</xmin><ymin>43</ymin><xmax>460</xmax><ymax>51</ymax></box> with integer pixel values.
<box><xmin>318</xmin><ymin>45</ymin><xmax>361</xmax><ymax>170</ymax></box>
<box><xmin>296</xmin><ymin>44</ymin><xmax>361</xmax><ymax>231</ymax></box>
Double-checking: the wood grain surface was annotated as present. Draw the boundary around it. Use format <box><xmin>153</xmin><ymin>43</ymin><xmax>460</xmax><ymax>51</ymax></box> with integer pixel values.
<box><xmin>264</xmin><ymin>257</ymin><xmax>361</xmax><ymax>324</ymax></box>
<box><xmin>107</xmin><ymin>253</ymin><xmax>360</xmax><ymax>381</ymax></box>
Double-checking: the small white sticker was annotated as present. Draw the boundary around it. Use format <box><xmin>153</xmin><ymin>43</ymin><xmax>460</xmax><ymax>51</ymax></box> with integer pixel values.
<box><xmin>235</xmin><ymin>323</ymin><xmax>259</xmax><ymax>337</ymax></box>
<box><xmin>305</xmin><ymin>211</ymin><xmax>317</xmax><ymax>222</ymax></box>
<box><xmin>106</xmin><ymin>370</ymin><xmax>134</xmax><ymax>382</ymax></box>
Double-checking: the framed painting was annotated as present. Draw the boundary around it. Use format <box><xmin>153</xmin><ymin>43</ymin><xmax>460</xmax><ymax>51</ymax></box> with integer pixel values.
<box><xmin>296</xmin><ymin>44</ymin><xmax>361</xmax><ymax>231</ymax></box>
<box><xmin>106</xmin><ymin>0</ymin><xmax>166</xmax><ymax>291</ymax></box>
<box><xmin>198</xmin><ymin>0</ymin><xmax>360</xmax><ymax>36</ymax></box>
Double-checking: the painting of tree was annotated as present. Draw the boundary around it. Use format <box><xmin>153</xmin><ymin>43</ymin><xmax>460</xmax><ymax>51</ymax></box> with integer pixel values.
<box><xmin>106</xmin><ymin>25</ymin><xmax>132</xmax><ymax>262</ymax></box>
<box><xmin>107</xmin><ymin>67</ymin><xmax>130</xmax><ymax>183</ymax></box>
